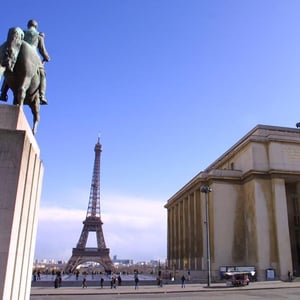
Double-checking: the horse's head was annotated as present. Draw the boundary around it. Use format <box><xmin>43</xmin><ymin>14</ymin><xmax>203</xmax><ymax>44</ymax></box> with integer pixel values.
<box><xmin>4</xmin><ymin>27</ymin><xmax>24</xmax><ymax>72</ymax></box>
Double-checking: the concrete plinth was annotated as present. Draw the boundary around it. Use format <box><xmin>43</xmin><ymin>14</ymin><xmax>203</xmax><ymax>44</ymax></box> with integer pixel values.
<box><xmin>0</xmin><ymin>105</ymin><xmax>43</xmax><ymax>300</ymax></box>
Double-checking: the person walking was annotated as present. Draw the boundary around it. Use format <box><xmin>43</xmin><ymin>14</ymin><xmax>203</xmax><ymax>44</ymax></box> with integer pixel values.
<box><xmin>181</xmin><ymin>275</ymin><xmax>186</xmax><ymax>288</ymax></box>
<box><xmin>118</xmin><ymin>274</ymin><xmax>122</xmax><ymax>286</ymax></box>
<box><xmin>82</xmin><ymin>277</ymin><xmax>87</xmax><ymax>288</ymax></box>
<box><xmin>134</xmin><ymin>274</ymin><xmax>139</xmax><ymax>290</ymax></box>
<box><xmin>58</xmin><ymin>275</ymin><xmax>62</xmax><ymax>288</ymax></box>
<box><xmin>54</xmin><ymin>276</ymin><xmax>59</xmax><ymax>289</ymax></box>
<box><xmin>110</xmin><ymin>277</ymin><xmax>113</xmax><ymax>289</ymax></box>
<box><xmin>111</xmin><ymin>276</ymin><xmax>117</xmax><ymax>289</ymax></box>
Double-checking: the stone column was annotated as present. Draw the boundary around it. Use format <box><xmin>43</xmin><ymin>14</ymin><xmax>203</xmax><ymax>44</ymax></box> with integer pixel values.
<box><xmin>168</xmin><ymin>207</ymin><xmax>175</xmax><ymax>266</ymax></box>
<box><xmin>272</xmin><ymin>178</ymin><xmax>293</xmax><ymax>279</ymax></box>
<box><xmin>178</xmin><ymin>201</ymin><xmax>183</xmax><ymax>269</ymax></box>
<box><xmin>0</xmin><ymin>105</ymin><xmax>43</xmax><ymax>300</ymax></box>
<box><xmin>174</xmin><ymin>203</ymin><xmax>179</xmax><ymax>273</ymax></box>
<box><xmin>182</xmin><ymin>197</ymin><xmax>186</xmax><ymax>269</ymax></box>
<box><xmin>195</xmin><ymin>188</ymin><xmax>202</xmax><ymax>270</ymax></box>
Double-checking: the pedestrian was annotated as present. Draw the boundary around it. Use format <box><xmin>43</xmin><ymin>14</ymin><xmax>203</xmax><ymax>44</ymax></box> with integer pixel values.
<box><xmin>100</xmin><ymin>277</ymin><xmax>104</xmax><ymax>288</ymax></box>
<box><xmin>54</xmin><ymin>277</ymin><xmax>59</xmax><ymax>289</ymax></box>
<box><xmin>110</xmin><ymin>277</ymin><xmax>113</xmax><ymax>289</ymax></box>
<box><xmin>33</xmin><ymin>271</ymin><xmax>37</xmax><ymax>282</ymax></box>
<box><xmin>111</xmin><ymin>276</ymin><xmax>117</xmax><ymax>289</ymax></box>
<box><xmin>156</xmin><ymin>276</ymin><xmax>160</xmax><ymax>286</ymax></box>
<box><xmin>118</xmin><ymin>275</ymin><xmax>122</xmax><ymax>286</ymax></box>
<box><xmin>181</xmin><ymin>275</ymin><xmax>186</xmax><ymax>288</ymax></box>
<box><xmin>134</xmin><ymin>275</ymin><xmax>139</xmax><ymax>289</ymax></box>
<box><xmin>82</xmin><ymin>277</ymin><xmax>87</xmax><ymax>288</ymax></box>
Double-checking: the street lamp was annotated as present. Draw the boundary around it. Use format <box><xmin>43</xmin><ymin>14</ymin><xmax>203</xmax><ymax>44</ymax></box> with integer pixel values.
<box><xmin>201</xmin><ymin>186</ymin><xmax>212</xmax><ymax>287</ymax></box>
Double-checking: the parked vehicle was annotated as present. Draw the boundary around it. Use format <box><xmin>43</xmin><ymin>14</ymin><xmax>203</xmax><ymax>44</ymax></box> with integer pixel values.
<box><xmin>225</xmin><ymin>271</ymin><xmax>250</xmax><ymax>287</ymax></box>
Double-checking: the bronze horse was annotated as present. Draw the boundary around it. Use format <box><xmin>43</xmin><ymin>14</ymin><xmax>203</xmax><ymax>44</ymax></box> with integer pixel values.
<box><xmin>0</xmin><ymin>27</ymin><xmax>41</xmax><ymax>134</ymax></box>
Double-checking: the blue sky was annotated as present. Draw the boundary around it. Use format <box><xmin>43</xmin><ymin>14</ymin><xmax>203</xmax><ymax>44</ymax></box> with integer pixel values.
<box><xmin>1</xmin><ymin>0</ymin><xmax>300</xmax><ymax>262</ymax></box>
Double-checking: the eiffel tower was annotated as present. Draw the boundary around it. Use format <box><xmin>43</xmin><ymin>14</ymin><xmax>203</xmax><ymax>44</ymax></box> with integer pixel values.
<box><xmin>65</xmin><ymin>137</ymin><xmax>113</xmax><ymax>273</ymax></box>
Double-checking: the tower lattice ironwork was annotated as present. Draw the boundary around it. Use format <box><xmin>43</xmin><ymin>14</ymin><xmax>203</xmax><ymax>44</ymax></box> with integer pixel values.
<box><xmin>65</xmin><ymin>138</ymin><xmax>113</xmax><ymax>273</ymax></box>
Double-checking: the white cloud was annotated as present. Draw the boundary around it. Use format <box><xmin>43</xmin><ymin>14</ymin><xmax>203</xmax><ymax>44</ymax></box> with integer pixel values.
<box><xmin>38</xmin><ymin>207</ymin><xmax>85</xmax><ymax>221</ymax></box>
<box><xmin>35</xmin><ymin>193</ymin><xmax>167</xmax><ymax>262</ymax></box>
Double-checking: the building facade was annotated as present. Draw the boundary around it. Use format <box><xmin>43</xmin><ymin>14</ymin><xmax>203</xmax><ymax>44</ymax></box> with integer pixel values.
<box><xmin>165</xmin><ymin>125</ymin><xmax>300</xmax><ymax>280</ymax></box>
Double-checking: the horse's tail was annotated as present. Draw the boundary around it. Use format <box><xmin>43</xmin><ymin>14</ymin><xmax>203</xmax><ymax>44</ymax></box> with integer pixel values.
<box><xmin>4</xmin><ymin>27</ymin><xmax>24</xmax><ymax>72</ymax></box>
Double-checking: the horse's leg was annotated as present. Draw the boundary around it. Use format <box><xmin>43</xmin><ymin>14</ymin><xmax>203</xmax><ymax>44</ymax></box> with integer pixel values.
<box><xmin>17</xmin><ymin>76</ymin><xmax>32</xmax><ymax>107</ymax></box>
<box><xmin>30</xmin><ymin>96</ymin><xmax>40</xmax><ymax>135</ymax></box>
<box><xmin>16</xmin><ymin>86</ymin><xmax>26</xmax><ymax>107</ymax></box>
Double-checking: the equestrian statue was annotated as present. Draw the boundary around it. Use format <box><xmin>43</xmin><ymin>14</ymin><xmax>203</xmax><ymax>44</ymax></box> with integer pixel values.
<box><xmin>0</xmin><ymin>20</ymin><xmax>51</xmax><ymax>134</ymax></box>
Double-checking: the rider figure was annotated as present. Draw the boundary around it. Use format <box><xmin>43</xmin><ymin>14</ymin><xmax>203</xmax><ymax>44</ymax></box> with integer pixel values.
<box><xmin>0</xmin><ymin>19</ymin><xmax>51</xmax><ymax>105</ymax></box>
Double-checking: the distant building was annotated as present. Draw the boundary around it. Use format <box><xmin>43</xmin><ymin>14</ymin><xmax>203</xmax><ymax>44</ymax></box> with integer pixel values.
<box><xmin>112</xmin><ymin>255</ymin><xmax>133</xmax><ymax>266</ymax></box>
<box><xmin>150</xmin><ymin>260</ymin><xmax>160</xmax><ymax>267</ymax></box>
<box><xmin>165</xmin><ymin>125</ymin><xmax>300</xmax><ymax>281</ymax></box>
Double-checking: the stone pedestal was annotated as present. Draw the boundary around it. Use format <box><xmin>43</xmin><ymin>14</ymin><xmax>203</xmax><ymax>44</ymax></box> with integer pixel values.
<box><xmin>0</xmin><ymin>105</ymin><xmax>43</xmax><ymax>300</ymax></box>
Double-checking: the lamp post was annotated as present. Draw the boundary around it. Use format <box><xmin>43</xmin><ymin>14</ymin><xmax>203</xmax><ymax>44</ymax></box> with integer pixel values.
<box><xmin>201</xmin><ymin>186</ymin><xmax>212</xmax><ymax>287</ymax></box>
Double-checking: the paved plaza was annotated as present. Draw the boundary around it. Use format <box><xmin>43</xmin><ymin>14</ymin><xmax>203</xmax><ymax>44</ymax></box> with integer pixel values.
<box><xmin>30</xmin><ymin>280</ymin><xmax>300</xmax><ymax>300</ymax></box>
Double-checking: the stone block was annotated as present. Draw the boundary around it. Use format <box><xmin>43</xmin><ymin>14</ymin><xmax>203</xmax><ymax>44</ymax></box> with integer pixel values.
<box><xmin>0</xmin><ymin>104</ymin><xmax>43</xmax><ymax>300</ymax></box>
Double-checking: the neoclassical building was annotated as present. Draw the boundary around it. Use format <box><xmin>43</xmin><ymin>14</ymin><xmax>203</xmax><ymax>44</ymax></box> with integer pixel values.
<box><xmin>165</xmin><ymin>125</ymin><xmax>300</xmax><ymax>280</ymax></box>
